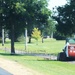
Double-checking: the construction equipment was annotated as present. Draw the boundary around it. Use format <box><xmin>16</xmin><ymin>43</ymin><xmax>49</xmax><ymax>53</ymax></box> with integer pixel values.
<box><xmin>57</xmin><ymin>38</ymin><xmax>75</xmax><ymax>61</ymax></box>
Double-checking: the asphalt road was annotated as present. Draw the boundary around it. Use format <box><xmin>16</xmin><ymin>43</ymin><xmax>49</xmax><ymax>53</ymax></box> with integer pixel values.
<box><xmin>0</xmin><ymin>67</ymin><xmax>12</xmax><ymax>75</ymax></box>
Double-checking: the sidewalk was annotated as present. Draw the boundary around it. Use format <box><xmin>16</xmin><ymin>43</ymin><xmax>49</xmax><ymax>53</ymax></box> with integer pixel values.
<box><xmin>0</xmin><ymin>58</ymin><xmax>43</xmax><ymax>75</ymax></box>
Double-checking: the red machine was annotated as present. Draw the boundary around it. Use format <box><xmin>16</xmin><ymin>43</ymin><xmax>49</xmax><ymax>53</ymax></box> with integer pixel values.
<box><xmin>68</xmin><ymin>45</ymin><xmax>75</xmax><ymax>57</ymax></box>
<box><xmin>57</xmin><ymin>38</ymin><xmax>75</xmax><ymax>61</ymax></box>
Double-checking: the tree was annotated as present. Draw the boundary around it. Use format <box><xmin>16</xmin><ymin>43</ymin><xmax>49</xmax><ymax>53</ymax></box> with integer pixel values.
<box><xmin>9</xmin><ymin>0</ymin><xmax>51</xmax><ymax>43</ymax></box>
<box><xmin>0</xmin><ymin>0</ymin><xmax>51</xmax><ymax>54</ymax></box>
<box><xmin>31</xmin><ymin>28</ymin><xmax>41</xmax><ymax>45</ymax></box>
<box><xmin>0</xmin><ymin>0</ymin><xmax>28</xmax><ymax>54</ymax></box>
<box><xmin>26</xmin><ymin>0</ymin><xmax>51</xmax><ymax>43</ymax></box>
<box><xmin>44</xmin><ymin>18</ymin><xmax>56</xmax><ymax>38</ymax></box>
<box><xmin>53</xmin><ymin>0</ymin><xmax>75</xmax><ymax>37</ymax></box>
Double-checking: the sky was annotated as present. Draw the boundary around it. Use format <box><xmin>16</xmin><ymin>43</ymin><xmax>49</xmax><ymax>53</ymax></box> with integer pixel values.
<box><xmin>48</xmin><ymin>0</ymin><xmax>67</xmax><ymax>10</ymax></box>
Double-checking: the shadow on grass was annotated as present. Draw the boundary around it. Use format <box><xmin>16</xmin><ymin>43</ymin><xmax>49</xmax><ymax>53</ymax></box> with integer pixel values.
<box><xmin>0</xmin><ymin>53</ymin><xmax>24</xmax><ymax>56</ymax></box>
<box><xmin>0</xmin><ymin>53</ymin><xmax>57</xmax><ymax>62</ymax></box>
<box><xmin>37</xmin><ymin>59</ymin><xmax>57</xmax><ymax>61</ymax></box>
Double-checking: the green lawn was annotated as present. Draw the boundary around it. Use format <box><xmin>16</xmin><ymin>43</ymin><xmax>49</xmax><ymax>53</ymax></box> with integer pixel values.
<box><xmin>0</xmin><ymin>52</ymin><xmax>75</xmax><ymax>75</ymax></box>
<box><xmin>0</xmin><ymin>38</ymin><xmax>75</xmax><ymax>75</ymax></box>
<box><xmin>0</xmin><ymin>38</ymin><xmax>65</xmax><ymax>55</ymax></box>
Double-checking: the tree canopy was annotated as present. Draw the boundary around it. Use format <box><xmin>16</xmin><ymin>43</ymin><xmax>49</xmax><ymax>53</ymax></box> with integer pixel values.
<box><xmin>44</xmin><ymin>18</ymin><xmax>56</xmax><ymax>37</ymax></box>
<box><xmin>0</xmin><ymin>0</ymin><xmax>51</xmax><ymax>54</ymax></box>
<box><xmin>53</xmin><ymin>0</ymin><xmax>75</xmax><ymax>36</ymax></box>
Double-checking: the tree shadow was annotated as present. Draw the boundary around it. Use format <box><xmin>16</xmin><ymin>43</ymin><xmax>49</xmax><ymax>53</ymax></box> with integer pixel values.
<box><xmin>0</xmin><ymin>53</ymin><xmax>24</xmax><ymax>56</ymax></box>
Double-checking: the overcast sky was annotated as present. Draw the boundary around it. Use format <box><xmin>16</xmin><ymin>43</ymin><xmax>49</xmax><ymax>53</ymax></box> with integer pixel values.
<box><xmin>48</xmin><ymin>0</ymin><xmax>67</xmax><ymax>10</ymax></box>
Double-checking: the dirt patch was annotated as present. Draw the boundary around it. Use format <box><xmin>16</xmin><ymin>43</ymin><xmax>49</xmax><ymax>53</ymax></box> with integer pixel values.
<box><xmin>0</xmin><ymin>58</ymin><xmax>43</xmax><ymax>75</ymax></box>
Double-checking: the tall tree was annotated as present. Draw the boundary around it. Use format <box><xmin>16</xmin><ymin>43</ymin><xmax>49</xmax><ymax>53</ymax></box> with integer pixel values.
<box><xmin>0</xmin><ymin>0</ymin><xmax>51</xmax><ymax>54</ymax></box>
<box><xmin>0</xmin><ymin>0</ymin><xmax>28</xmax><ymax>54</ymax></box>
<box><xmin>53</xmin><ymin>0</ymin><xmax>75</xmax><ymax>36</ymax></box>
<box><xmin>44</xmin><ymin>18</ymin><xmax>56</xmax><ymax>38</ymax></box>
<box><xmin>26</xmin><ymin>0</ymin><xmax>51</xmax><ymax>43</ymax></box>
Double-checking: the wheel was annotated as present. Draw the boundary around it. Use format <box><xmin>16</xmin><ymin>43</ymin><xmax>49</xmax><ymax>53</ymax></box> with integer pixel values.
<box><xmin>57</xmin><ymin>52</ymin><xmax>67</xmax><ymax>61</ymax></box>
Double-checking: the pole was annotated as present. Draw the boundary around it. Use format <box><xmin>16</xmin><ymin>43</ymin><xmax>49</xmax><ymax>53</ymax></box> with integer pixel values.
<box><xmin>42</xmin><ymin>30</ymin><xmax>44</xmax><ymax>43</ymax></box>
<box><xmin>2</xmin><ymin>28</ymin><xmax>4</xmax><ymax>46</ymax></box>
<box><xmin>25</xmin><ymin>28</ymin><xmax>27</xmax><ymax>50</ymax></box>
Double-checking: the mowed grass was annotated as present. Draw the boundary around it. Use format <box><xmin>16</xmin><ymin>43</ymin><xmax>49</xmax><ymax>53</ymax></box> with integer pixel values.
<box><xmin>0</xmin><ymin>52</ymin><xmax>75</xmax><ymax>75</ymax></box>
<box><xmin>0</xmin><ymin>38</ymin><xmax>75</xmax><ymax>75</ymax></box>
<box><xmin>0</xmin><ymin>38</ymin><xmax>65</xmax><ymax>54</ymax></box>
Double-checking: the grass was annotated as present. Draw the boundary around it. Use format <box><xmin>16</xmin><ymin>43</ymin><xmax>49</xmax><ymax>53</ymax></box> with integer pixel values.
<box><xmin>0</xmin><ymin>38</ymin><xmax>75</xmax><ymax>75</ymax></box>
<box><xmin>0</xmin><ymin>38</ymin><xmax>65</xmax><ymax>55</ymax></box>
<box><xmin>0</xmin><ymin>51</ymin><xmax>75</xmax><ymax>75</ymax></box>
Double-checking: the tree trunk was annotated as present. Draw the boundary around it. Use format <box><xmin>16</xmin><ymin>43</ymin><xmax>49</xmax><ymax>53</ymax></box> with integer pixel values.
<box><xmin>51</xmin><ymin>32</ymin><xmax>53</xmax><ymax>38</ymax></box>
<box><xmin>42</xmin><ymin>37</ymin><xmax>44</xmax><ymax>43</ymax></box>
<box><xmin>11</xmin><ymin>25</ymin><xmax>15</xmax><ymax>54</ymax></box>
<box><xmin>28</xmin><ymin>36</ymin><xmax>31</xmax><ymax>43</ymax></box>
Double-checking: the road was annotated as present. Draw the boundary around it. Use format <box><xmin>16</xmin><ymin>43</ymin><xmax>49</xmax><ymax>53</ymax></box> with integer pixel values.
<box><xmin>0</xmin><ymin>67</ymin><xmax>12</xmax><ymax>75</ymax></box>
